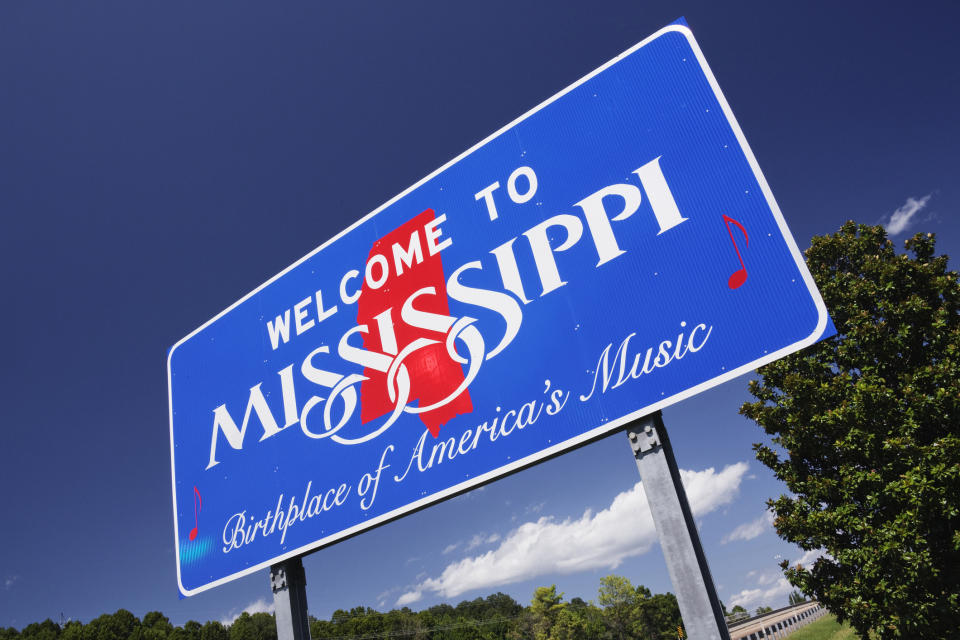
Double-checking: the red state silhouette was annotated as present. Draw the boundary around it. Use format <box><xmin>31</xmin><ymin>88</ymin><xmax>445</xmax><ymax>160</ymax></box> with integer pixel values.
<box><xmin>356</xmin><ymin>209</ymin><xmax>473</xmax><ymax>437</ymax></box>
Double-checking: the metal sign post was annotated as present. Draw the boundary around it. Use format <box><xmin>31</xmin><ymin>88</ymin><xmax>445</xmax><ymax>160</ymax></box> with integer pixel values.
<box><xmin>627</xmin><ymin>412</ymin><xmax>730</xmax><ymax>640</ymax></box>
<box><xmin>271</xmin><ymin>557</ymin><xmax>311</xmax><ymax>640</ymax></box>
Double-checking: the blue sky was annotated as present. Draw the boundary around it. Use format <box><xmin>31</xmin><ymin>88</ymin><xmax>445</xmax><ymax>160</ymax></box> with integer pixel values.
<box><xmin>2</xmin><ymin>0</ymin><xmax>959</xmax><ymax>629</ymax></box>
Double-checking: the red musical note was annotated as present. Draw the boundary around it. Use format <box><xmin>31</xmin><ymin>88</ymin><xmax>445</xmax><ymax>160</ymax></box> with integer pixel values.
<box><xmin>189</xmin><ymin>486</ymin><xmax>201</xmax><ymax>541</ymax></box>
<box><xmin>722</xmin><ymin>214</ymin><xmax>749</xmax><ymax>289</ymax></box>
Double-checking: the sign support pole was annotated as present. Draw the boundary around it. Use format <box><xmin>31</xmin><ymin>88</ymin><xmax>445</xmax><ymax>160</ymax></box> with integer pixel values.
<box><xmin>626</xmin><ymin>412</ymin><xmax>730</xmax><ymax>640</ymax></box>
<box><xmin>271</xmin><ymin>557</ymin><xmax>312</xmax><ymax>640</ymax></box>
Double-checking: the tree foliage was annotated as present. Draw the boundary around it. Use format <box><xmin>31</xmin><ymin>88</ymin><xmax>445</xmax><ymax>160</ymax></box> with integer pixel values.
<box><xmin>741</xmin><ymin>222</ymin><xmax>960</xmax><ymax>638</ymax></box>
<box><xmin>632</xmin><ymin>593</ymin><xmax>680</xmax><ymax>640</ymax></box>
<box><xmin>596</xmin><ymin>576</ymin><xmax>636</xmax><ymax>640</ymax></box>
<box><xmin>6</xmin><ymin>575</ymin><xmax>688</xmax><ymax>640</ymax></box>
<box><xmin>530</xmin><ymin>585</ymin><xmax>566</xmax><ymax>640</ymax></box>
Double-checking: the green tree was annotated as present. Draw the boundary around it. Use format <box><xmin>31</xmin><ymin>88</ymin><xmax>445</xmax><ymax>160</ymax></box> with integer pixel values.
<box><xmin>581</xmin><ymin>605</ymin><xmax>606</xmax><ymax>640</ymax></box>
<box><xmin>727</xmin><ymin>605</ymin><xmax>747</xmax><ymax>622</ymax></box>
<box><xmin>636</xmin><ymin>593</ymin><xmax>681</xmax><ymax>640</ymax></box>
<box><xmin>546</xmin><ymin>609</ymin><xmax>585</xmax><ymax>640</ymax></box>
<box><xmin>755</xmin><ymin>606</ymin><xmax>773</xmax><ymax>616</ymax></box>
<box><xmin>59</xmin><ymin>622</ymin><xmax>82</xmax><ymax>640</ymax></box>
<box><xmin>20</xmin><ymin>620</ymin><xmax>59</xmax><ymax>640</ymax></box>
<box><xmin>307</xmin><ymin>618</ymin><xmax>334</xmax><ymax>640</ymax></box>
<box><xmin>787</xmin><ymin>590</ymin><xmax>806</xmax><ymax>606</ymax></box>
<box><xmin>742</xmin><ymin>223</ymin><xmax>960</xmax><ymax>639</ymax></box>
<box><xmin>167</xmin><ymin>628</ymin><xmax>187</xmax><ymax>640</ymax></box>
<box><xmin>596</xmin><ymin>575</ymin><xmax>638</xmax><ymax>640</ymax></box>
<box><xmin>105</xmin><ymin>611</ymin><xmax>138</xmax><ymax>640</ymax></box>
<box><xmin>226</xmin><ymin>614</ymin><xmax>256</xmax><ymax>640</ymax></box>
<box><xmin>81</xmin><ymin>615</ymin><xmax>103</xmax><ymax>640</ymax></box>
<box><xmin>507</xmin><ymin>608</ymin><xmax>534</xmax><ymax>640</ymax></box>
<box><xmin>27</xmin><ymin>622</ymin><xmax>54</xmax><ymax>640</ymax></box>
<box><xmin>181</xmin><ymin>621</ymin><xmax>201</xmax><ymax>640</ymax></box>
<box><xmin>530</xmin><ymin>586</ymin><xmax>565</xmax><ymax>640</ymax></box>
<box><xmin>248</xmin><ymin>614</ymin><xmax>276</xmax><ymax>640</ymax></box>
<box><xmin>80</xmin><ymin>612</ymin><xmax>137</xmax><ymax>640</ymax></box>
<box><xmin>484</xmin><ymin>593</ymin><xmax>522</xmax><ymax>618</ymax></box>
<box><xmin>137</xmin><ymin>613</ymin><xmax>172</xmax><ymax>640</ymax></box>
<box><xmin>198</xmin><ymin>622</ymin><xmax>227</xmax><ymax>640</ymax></box>
<box><xmin>473</xmin><ymin>593</ymin><xmax>522</xmax><ymax>640</ymax></box>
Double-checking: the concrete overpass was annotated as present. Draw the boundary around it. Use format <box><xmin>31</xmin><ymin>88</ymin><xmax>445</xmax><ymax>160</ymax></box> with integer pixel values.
<box><xmin>727</xmin><ymin>601</ymin><xmax>826</xmax><ymax>640</ymax></box>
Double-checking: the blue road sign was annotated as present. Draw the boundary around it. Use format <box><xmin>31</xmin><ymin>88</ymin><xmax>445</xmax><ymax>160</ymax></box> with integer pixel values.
<box><xmin>168</xmin><ymin>20</ymin><xmax>832</xmax><ymax>596</ymax></box>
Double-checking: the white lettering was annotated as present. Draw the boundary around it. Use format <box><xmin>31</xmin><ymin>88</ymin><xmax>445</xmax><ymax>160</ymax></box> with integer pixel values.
<box><xmin>474</xmin><ymin>181</ymin><xmax>501</xmax><ymax>221</ymax></box>
<box><xmin>315</xmin><ymin>289</ymin><xmax>338</xmax><ymax>323</ymax></box>
<box><xmin>316</xmin><ymin>289</ymin><xmax>337</xmax><ymax>322</ymax></box>
<box><xmin>392</xmin><ymin>231</ymin><xmax>423</xmax><ymax>276</ymax></box>
<box><xmin>401</xmin><ymin>287</ymin><xmax>455</xmax><ymax>334</ymax></box>
<box><xmin>340</xmin><ymin>269</ymin><xmax>362</xmax><ymax>304</ymax></box>
<box><xmin>207</xmin><ymin>383</ymin><xmax>284</xmax><ymax>469</ymax></box>
<box><xmin>266</xmin><ymin>310</ymin><xmax>292</xmax><ymax>350</ymax></box>
<box><xmin>365</xmin><ymin>254</ymin><xmax>389</xmax><ymax>290</ymax></box>
<box><xmin>575</xmin><ymin>183</ymin><xmax>643</xmax><ymax>267</ymax></box>
<box><xmin>294</xmin><ymin>297</ymin><xmax>314</xmax><ymax>335</ymax></box>
<box><xmin>425</xmin><ymin>213</ymin><xmax>453</xmax><ymax>255</ymax></box>
<box><xmin>490</xmin><ymin>238</ymin><xmax>531</xmax><ymax>304</ymax></box>
<box><xmin>633</xmin><ymin>156</ymin><xmax>687</xmax><ymax>235</ymax></box>
<box><xmin>523</xmin><ymin>214</ymin><xmax>584</xmax><ymax>296</ymax></box>
<box><xmin>507</xmin><ymin>166</ymin><xmax>537</xmax><ymax>203</ymax></box>
<box><xmin>580</xmin><ymin>323</ymin><xmax>714</xmax><ymax>402</ymax></box>
<box><xmin>446</xmin><ymin>261</ymin><xmax>522</xmax><ymax>358</ymax></box>
<box><xmin>278</xmin><ymin>364</ymin><xmax>299</xmax><ymax>428</ymax></box>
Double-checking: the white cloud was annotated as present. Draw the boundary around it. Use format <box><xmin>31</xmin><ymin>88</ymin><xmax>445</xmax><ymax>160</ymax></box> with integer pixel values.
<box><xmin>220</xmin><ymin>598</ymin><xmax>275</xmax><ymax>625</ymax></box>
<box><xmin>400</xmin><ymin>463</ymin><xmax>748</xmax><ymax>601</ymax></box>
<box><xmin>464</xmin><ymin>532</ymin><xmax>501</xmax><ymax>551</ymax></box>
<box><xmin>465</xmin><ymin>534</ymin><xmax>486</xmax><ymax>551</ymax></box>
<box><xmin>525</xmin><ymin>502</ymin><xmax>546</xmax><ymax>515</ymax></box>
<box><xmin>754</xmin><ymin>570</ymin><xmax>781</xmax><ymax>587</ymax></box>
<box><xmin>727</xmin><ymin>549</ymin><xmax>828</xmax><ymax>610</ymax></box>
<box><xmin>442</xmin><ymin>543</ymin><xmax>460</xmax><ymax>555</ymax></box>
<box><xmin>883</xmin><ymin>194</ymin><xmax>932</xmax><ymax>235</ymax></box>
<box><xmin>793</xmin><ymin>548</ymin><xmax>829</xmax><ymax>569</ymax></box>
<box><xmin>728</xmin><ymin>577</ymin><xmax>792</xmax><ymax>611</ymax></box>
<box><xmin>377</xmin><ymin>586</ymin><xmax>403</xmax><ymax>609</ymax></box>
<box><xmin>721</xmin><ymin>511</ymin><xmax>774</xmax><ymax>544</ymax></box>
<box><xmin>4</xmin><ymin>575</ymin><xmax>18</xmax><ymax>590</ymax></box>
<box><xmin>396</xmin><ymin>590</ymin><xmax>423</xmax><ymax>606</ymax></box>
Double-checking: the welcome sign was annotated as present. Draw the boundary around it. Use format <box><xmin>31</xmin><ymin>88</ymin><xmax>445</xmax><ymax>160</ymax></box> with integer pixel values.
<box><xmin>167</xmin><ymin>20</ymin><xmax>830</xmax><ymax>596</ymax></box>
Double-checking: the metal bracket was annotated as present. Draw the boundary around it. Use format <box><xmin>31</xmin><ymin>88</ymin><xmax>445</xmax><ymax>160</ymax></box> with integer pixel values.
<box><xmin>627</xmin><ymin>423</ymin><xmax>661</xmax><ymax>455</ymax></box>
<box><xmin>271</xmin><ymin>560</ymin><xmax>306</xmax><ymax>594</ymax></box>
<box><xmin>270</xmin><ymin>564</ymin><xmax>287</xmax><ymax>593</ymax></box>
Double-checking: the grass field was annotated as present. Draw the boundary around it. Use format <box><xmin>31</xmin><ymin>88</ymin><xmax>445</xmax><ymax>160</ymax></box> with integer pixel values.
<box><xmin>785</xmin><ymin>614</ymin><xmax>861</xmax><ymax>640</ymax></box>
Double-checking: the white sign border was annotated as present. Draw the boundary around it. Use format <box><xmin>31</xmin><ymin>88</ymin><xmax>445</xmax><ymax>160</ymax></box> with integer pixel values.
<box><xmin>167</xmin><ymin>22</ymin><xmax>829</xmax><ymax>596</ymax></box>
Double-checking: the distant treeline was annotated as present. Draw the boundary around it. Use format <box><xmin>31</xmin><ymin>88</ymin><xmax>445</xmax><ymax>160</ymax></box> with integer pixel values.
<box><xmin>2</xmin><ymin>575</ymin><xmax>687</xmax><ymax>640</ymax></box>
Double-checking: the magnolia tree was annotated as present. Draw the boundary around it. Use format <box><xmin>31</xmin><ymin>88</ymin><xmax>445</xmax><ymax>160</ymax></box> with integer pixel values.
<box><xmin>742</xmin><ymin>223</ymin><xmax>960</xmax><ymax>639</ymax></box>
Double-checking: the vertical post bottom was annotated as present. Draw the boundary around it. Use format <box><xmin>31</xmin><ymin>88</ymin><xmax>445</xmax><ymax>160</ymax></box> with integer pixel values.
<box><xmin>271</xmin><ymin>557</ymin><xmax>312</xmax><ymax>640</ymax></box>
<box><xmin>627</xmin><ymin>412</ymin><xmax>730</xmax><ymax>640</ymax></box>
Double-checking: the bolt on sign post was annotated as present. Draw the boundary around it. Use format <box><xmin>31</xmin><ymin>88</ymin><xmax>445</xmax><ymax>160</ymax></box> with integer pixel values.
<box><xmin>167</xmin><ymin>17</ymin><xmax>832</xmax><ymax>635</ymax></box>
